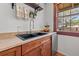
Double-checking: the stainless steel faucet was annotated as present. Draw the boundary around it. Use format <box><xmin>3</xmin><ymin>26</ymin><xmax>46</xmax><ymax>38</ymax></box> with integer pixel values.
<box><xmin>29</xmin><ymin>19</ymin><xmax>34</xmax><ymax>34</ymax></box>
<box><xmin>29</xmin><ymin>20</ymin><xmax>32</xmax><ymax>34</ymax></box>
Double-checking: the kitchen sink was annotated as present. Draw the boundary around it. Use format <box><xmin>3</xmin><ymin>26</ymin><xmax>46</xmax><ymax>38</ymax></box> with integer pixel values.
<box><xmin>16</xmin><ymin>32</ymin><xmax>47</xmax><ymax>41</ymax></box>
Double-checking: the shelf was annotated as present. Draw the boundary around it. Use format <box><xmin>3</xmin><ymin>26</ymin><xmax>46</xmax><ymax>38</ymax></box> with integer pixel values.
<box><xmin>24</xmin><ymin>3</ymin><xmax>43</xmax><ymax>11</ymax></box>
<box><xmin>57</xmin><ymin>3</ymin><xmax>79</xmax><ymax>13</ymax></box>
<box><xmin>57</xmin><ymin>3</ymin><xmax>72</xmax><ymax>12</ymax></box>
<box><xmin>58</xmin><ymin>7</ymin><xmax>72</xmax><ymax>12</ymax></box>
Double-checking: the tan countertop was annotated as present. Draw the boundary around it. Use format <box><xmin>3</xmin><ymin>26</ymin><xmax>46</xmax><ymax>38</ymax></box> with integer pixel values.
<box><xmin>0</xmin><ymin>32</ymin><xmax>54</xmax><ymax>52</ymax></box>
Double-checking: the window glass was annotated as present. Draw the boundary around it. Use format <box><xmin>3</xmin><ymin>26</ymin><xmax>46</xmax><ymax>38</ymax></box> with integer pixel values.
<box><xmin>71</xmin><ymin>15</ymin><xmax>79</xmax><ymax>32</ymax></box>
<box><xmin>64</xmin><ymin>10</ymin><xmax>70</xmax><ymax>16</ymax></box>
<box><xmin>58</xmin><ymin>12</ymin><xmax>64</xmax><ymax>16</ymax></box>
<box><xmin>58</xmin><ymin>17</ymin><xmax>64</xmax><ymax>31</ymax></box>
<box><xmin>63</xmin><ymin>16</ymin><xmax>71</xmax><ymax>31</ymax></box>
<box><xmin>58</xmin><ymin>16</ymin><xmax>71</xmax><ymax>31</ymax></box>
<box><xmin>57</xmin><ymin>3</ymin><xmax>79</xmax><ymax>32</ymax></box>
<box><xmin>71</xmin><ymin>7</ymin><xmax>79</xmax><ymax>14</ymax></box>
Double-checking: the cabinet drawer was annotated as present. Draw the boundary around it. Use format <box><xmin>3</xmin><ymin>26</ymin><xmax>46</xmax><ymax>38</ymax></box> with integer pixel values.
<box><xmin>23</xmin><ymin>46</ymin><xmax>41</xmax><ymax>56</ymax></box>
<box><xmin>22</xmin><ymin>39</ymin><xmax>41</xmax><ymax>55</ymax></box>
<box><xmin>0</xmin><ymin>48</ymin><xmax>16</xmax><ymax>56</ymax></box>
<box><xmin>0</xmin><ymin>46</ymin><xmax>21</xmax><ymax>56</ymax></box>
<box><xmin>40</xmin><ymin>36</ymin><xmax>51</xmax><ymax>44</ymax></box>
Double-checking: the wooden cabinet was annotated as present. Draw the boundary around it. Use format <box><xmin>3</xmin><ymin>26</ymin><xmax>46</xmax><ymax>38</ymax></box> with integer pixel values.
<box><xmin>22</xmin><ymin>39</ymin><xmax>41</xmax><ymax>56</ymax></box>
<box><xmin>22</xmin><ymin>36</ymin><xmax>52</xmax><ymax>56</ymax></box>
<box><xmin>56</xmin><ymin>3</ymin><xmax>79</xmax><ymax>12</ymax></box>
<box><xmin>41</xmin><ymin>39</ymin><xmax>52</xmax><ymax>56</ymax></box>
<box><xmin>63</xmin><ymin>3</ymin><xmax>72</xmax><ymax>9</ymax></box>
<box><xmin>23</xmin><ymin>46</ymin><xmax>41</xmax><ymax>56</ymax></box>
<box><xmin>0</xmin><ymin>46</ymin><xmax>21</xmax><ymax>56</ymax></box>
<box><xmin>0</xmin><ymin>36</ymin><xmax>52</xmax><ymax>56</ymax></box>
<box><xmin>56</xmin><ymin>3</ymin><xmax>72</xmax><ymax>11</ymax></box>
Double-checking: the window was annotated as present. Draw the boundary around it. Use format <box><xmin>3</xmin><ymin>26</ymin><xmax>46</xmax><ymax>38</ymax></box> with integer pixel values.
<box><xmin>54</xmin><ymin>3</ymin><xmax>79</xmax><ymax>36</ymax></box>
<box><xmin>56</xmin><ymin>4</ymin><xmax>79</xmax><ymax>32</ymax></box>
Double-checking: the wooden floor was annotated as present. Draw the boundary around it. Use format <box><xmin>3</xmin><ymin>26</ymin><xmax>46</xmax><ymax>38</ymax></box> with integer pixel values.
<box><xmin>53</xmin><ymin>52</ymin><xmax>64</xmax><ymax>56</ymax></box>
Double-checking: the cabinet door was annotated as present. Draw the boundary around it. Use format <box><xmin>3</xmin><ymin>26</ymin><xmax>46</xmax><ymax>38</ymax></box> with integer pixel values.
<box><xmin>41</xmin><ymin>39</ymin><xmax>52</xmax><ymax>56</ymax></box>
<box><xmin>57</xmin><ymin>3</ymin><xmax>72</xmax><ymax>11</ymax></box>
<box><xmin>23</xmin><ymin>46</ymin><xmax>41</xmax><ymax>56</ymax></box>
<box><xmin>0</xmin><ymin>46</ymin><xmax>21</xmax><ymax>56</ymax></box>
<box><xmin>22</xmin><ymin>39</ymin><xmax>41</xmax><ymax>56</ymax></box>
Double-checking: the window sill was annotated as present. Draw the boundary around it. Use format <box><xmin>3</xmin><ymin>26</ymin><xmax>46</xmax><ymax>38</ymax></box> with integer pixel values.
<box><xmin>57</xmin><ymin>31</ymin><xmax>79</xmax><ymax>37</ymax></box>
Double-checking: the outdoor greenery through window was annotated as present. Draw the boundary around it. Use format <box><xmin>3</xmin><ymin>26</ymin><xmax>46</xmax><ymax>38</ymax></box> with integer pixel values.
<box><xmin>57</xmin><ymin>4</ymin><xmax>79</xmax><ymax>32</ymax></box>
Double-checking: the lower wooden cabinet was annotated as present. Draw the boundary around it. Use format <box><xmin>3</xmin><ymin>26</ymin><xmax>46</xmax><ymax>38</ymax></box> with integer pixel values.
<box><xmin>22</xmin><ymin>38</ymin><xmax>41</xmax><ymax>56</ymax></box>
<box><xmin>22</xmin><ymin>36</ymin><xmax>52</xmax><ymax>56</ymax></box>
<box><xmin>41</xmin><ymin>39</ymin><xmax>52</xmax><ymax>56</ymax></box>
<box><xmin>0</xmin><ymin>46</ymin><xmax>21</xmax><ymax>56</ymax></box>
<box><xmin>0</xmin><ymin>36</ymin><xmax>52</xmax><ymax>56</ymax></box>
<box><xmin>23</xmin><ymin>46</ymin><xmax>41</xmax><ymax>56</ymax></box>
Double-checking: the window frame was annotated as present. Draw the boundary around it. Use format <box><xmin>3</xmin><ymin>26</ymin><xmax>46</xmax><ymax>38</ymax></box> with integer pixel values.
<box><xmin>54</xmin><ymin>3</ymin><xmax>79</xmax><ymax>37</ymax></box>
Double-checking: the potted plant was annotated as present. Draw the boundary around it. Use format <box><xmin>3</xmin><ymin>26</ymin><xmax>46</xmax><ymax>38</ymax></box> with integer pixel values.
<box><xmin>29</xmin><ymin>11</ymin><xmax>37</xmax><ymax>19</ymax></box>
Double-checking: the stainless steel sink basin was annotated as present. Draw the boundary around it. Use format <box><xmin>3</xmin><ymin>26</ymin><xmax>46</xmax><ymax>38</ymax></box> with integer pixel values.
<box><xmin>16</xmin><ymin>32</ymin><xmax>47</xmax><ymax>41</ymax></box>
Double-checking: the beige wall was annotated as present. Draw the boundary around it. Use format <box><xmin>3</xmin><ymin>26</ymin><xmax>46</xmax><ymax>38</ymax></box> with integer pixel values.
<box><xmin>44</xmin><ymin>3</ymin><xmax>54</xmax><ymax>32</ymax></box>
<box><xmin>0</xmin><ymin>3</ymin><xmax>45</xmax><ymax>33</ymax></box>
<box><xmin>58</xmin><ymin>35</ymin><xmax>79</xmax><ymax>56</ymax></box>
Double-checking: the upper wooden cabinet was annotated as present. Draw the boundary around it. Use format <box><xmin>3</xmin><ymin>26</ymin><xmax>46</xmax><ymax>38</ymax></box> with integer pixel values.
<box><xmin>56</xmin><ymin>3</ymin><xmax>79</xmax><ymax>12</ymax></box>
<box><xmin>74</xmin><ymin>3</ymin><xmax>79</xmax><ymax>7</ymax></box>
<box><xmin>57</xmin><ymin>3</ymin><xmax>72</xmax><ymax>11</ymax></box>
